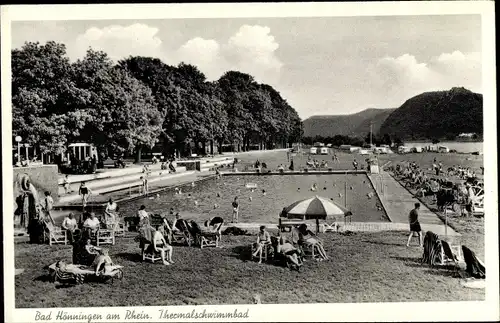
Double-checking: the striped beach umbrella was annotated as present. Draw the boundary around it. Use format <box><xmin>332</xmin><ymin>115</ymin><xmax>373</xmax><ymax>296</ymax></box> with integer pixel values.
<box><xmin>284</xmin><ymin>195</ymin><xmax>352</xmax><ymax>220</ymax></box>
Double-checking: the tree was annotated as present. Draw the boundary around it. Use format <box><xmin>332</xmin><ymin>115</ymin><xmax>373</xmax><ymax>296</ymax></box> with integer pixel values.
<box><xmin>12</xmin><ymin>41</ymin><xmax>77</xmax><ymax>155</ymax></box>
<box><xmin>72</xmin><ymin>50</ymin><xmax>163</xmax><ymax>162</ymax></box>
<box><xmin>393</xmin><ymin>137</ymin><xmax>404</xmax><ymax>147</ymax></box>
<box><xmin>217</xmin><ymin>71</ymin><xmax>258</xmax><ymax>152</ymax></box>
<box><xmin>431</xmin><ymin>138</ymin><xmax>440</xmax><ymax>144</ymax></box>
<box><xmin>381</xmin><ymin>133</ymin><xmax>392</xmax><ymax>146</ymax></box>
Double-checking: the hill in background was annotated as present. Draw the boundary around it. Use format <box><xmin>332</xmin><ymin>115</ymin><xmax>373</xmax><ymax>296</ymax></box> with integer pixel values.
<box><xmin>379</xmin><ymin>87</ymin><xmax>483</xmax><ymax>141</ymax></box>
<box><xmin>303</xmin><ymin>108</ymin><xmax>396</xmax><ymax>138</ymax></box>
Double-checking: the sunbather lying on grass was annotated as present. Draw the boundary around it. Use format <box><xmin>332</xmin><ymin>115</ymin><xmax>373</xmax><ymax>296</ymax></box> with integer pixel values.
<box><xmin>55</xmin><ymin>261</ymin><xmax>94</xmax><ymax>275</ymax></box>
<box><xmin>274</xmin><ymin>235</ymin><xmax>303</xmax><ymax>270</ymax></box>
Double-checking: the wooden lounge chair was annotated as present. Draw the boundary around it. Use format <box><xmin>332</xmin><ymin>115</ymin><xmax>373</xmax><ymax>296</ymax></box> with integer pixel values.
<box><xmin>322</xmin><ymin>222</ymin><xmax>339</xmax><ymax>233</ymax></box>
<box><xmin>97</xmin><ymin>229</ymin><xmax>115</xmax><ymax>246</ymax></box>
<box><xmin>142</xmin><ymin>244</ymin><xmax>162</xmax><ymax>263</ymax></box>
<box><xmin>251</xmin><ymin>242</ymin><xmax>273</xmax><ymax>262</ymax></box>
<box><xmin>44</xmin><ymin>222</ymin><xmax>67</xmax><ymax>246</ymax></box>
<box><xmin>198</xmin><ymin>222</ymin><xmax>223</xmax><ymax>249</ymax></box>
<box><xmin>422</xmin><ymin>231</ymin><xmax>443</xmax><ymax>267</ymax></box>
<box><xmin>439</xmin><ymin>240</ymin><xmax>465</xmax><ymax>276</ymax></box>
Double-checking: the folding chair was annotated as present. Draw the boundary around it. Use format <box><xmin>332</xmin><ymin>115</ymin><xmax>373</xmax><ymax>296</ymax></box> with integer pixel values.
<box><xmin>440</xmin><ymin>240</ymin><xmax>465</xmax><ymax>276</ymax></box>
<box><xmin>142</xmin><ymin>244</ymin><xmax>162</xmax><ymax>263</ymax></box>
<box><xmin>322</xmin><ymin>222</ymin><xmax>339</xmax><ymax>233</ymax></box>
<box><xmin>44</xmin><ymin>222</ymin><xmax>67</xmax><ymax>246</ymax></box>
<box><xmin>251</xmin><ymin>242</ymin><xmax>273</xmax><ymax>262</ymax></box>
<box><xmin>198</xmin><ymin>223</ymin><xmax>223</xmax><ymax>249</ymax></box>
<box><xmin>97</xmin><ymin>229</ymin><xmax>115</xmax><ymax>246</ymax></box>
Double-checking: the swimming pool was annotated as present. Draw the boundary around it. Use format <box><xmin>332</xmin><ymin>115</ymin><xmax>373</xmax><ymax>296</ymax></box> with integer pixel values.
<box><xmin>118</xmin><ymin>173</ymin><xmax>389</xmax><ymax>224</ymax></box>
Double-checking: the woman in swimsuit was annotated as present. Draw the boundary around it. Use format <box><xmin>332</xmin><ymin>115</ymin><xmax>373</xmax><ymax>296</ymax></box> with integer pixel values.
<box><xmin>298</xmin><ymin>224</ymin><xmax>328</xmax><ymax>260</ymax></box>
<box><xmin>252</xmin><ymin>226</ymin><xmax>271</xmax><ymax>263</ymax></box>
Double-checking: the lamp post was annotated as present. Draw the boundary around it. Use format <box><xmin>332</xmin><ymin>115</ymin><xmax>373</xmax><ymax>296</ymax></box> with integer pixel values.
<box><xmin>15</xmin><ymin>136</ymin><xmax>22</xmax><ymax>164</ymax></box>
<box><xmin>24</xmin><ymin>143</ymin><xmax>30</xmax><ymax>160</ymax></box>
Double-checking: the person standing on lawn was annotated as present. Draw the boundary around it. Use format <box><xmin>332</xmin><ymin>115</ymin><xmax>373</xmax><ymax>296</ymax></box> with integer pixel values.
<box><xmin>231</xmin><ymin>196</ymin><xmax>239</xmax><ymax>223</ymax></box>
<box><xmin>407</xmin><ymin>202</ymin><xmax>423</xmax><ymax>247</ymax></box>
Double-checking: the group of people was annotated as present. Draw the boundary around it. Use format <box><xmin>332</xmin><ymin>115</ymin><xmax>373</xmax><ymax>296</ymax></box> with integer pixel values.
<box><xmin>395</xmin><ymin>159</ymin><xmax>483</xmax><ymax>217</ymax></box>
<box><xmin>252</xmin><ymin>224</ymin><xmax>329</xmax><ymax>270</ymax></box>
<box><xmin>306</xmin><ymin>158</ymin><xmax>329</xmax><ymax>169</ymax></box>
<box><xmin>134</xmin><ymin>204</ymin><xmax>225</xmax><ymax>265</ymax></box>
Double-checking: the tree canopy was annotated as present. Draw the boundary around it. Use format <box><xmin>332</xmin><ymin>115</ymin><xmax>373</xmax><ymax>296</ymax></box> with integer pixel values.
<box><xmin>12</xmin><ymin>41</ymin><xmax>303</xmax><ymax>160</ymax></box>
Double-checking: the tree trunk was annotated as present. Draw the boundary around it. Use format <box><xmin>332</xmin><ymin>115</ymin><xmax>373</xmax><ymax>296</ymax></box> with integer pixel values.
<box><xmin>135</xmin><ymin>146</ymin><xmax>142</xmax><ymax>164</ymax></box>
<box><xmin>202</xmin><ymin>141</ymin><xmax>207</xmax><ymax>156</ymax></box>
<box><xmin>210</xmin><ymin>140</ymin><xmax>214</xmax><ymax>155</ymax></box>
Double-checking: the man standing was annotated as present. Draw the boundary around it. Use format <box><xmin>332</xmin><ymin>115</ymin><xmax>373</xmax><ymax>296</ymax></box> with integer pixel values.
<box><xmin>407</xmin><ymin>203</ymin><xmax>423</xmax><ymax>247</ymax></box>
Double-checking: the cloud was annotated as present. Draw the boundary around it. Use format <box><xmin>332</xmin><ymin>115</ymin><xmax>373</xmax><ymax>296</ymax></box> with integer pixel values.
<box><xmin>370</xmin><ymin>50</ymin><xmax>482</xmax><ymax>107</ymax></box>
<box><xmin>175</xmin><ymin>25</ymin><xmax>283</xmax><ymax>84</ymax></box>
<box><xmin>67</xmin><ymin>23</ymin><xmax>283</xmax><ymax>85</ymax></box>
<box><xmin>70</xmin><ymin>23</ymin><xmax>164</xmax><ymax>63</ymax></box>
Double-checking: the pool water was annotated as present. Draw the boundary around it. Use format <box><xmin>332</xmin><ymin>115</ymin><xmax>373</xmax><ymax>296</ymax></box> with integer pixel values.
<box><xmin>118</xmin><ymin>174</ymin><xmax>389</xmax><ymax>224</ymax></box>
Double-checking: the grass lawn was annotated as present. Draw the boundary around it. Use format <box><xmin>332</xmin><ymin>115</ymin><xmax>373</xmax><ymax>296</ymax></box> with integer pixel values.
<box><xmin>15</xmin><ymin>230</ymin><xmax>483</xmax><ymax>308</ymax></box>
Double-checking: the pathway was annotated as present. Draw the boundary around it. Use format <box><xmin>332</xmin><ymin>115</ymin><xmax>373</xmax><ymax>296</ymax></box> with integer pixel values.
<box><xmin>368</xmin><ymin>171</ymin><xmax>459</xmax><ymax>236</ymax></box>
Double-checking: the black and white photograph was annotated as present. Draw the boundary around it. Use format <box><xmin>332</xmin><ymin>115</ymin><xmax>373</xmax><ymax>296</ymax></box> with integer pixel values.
<box><xmin>2</xmin><ymin>2</ymin><xmax>498</xmax><ymax>322</ymax></box>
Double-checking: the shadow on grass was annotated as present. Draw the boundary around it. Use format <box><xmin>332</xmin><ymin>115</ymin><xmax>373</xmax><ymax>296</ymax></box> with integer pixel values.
<box><xmin>362</xmin><ymin>240</ymin><xmax>405</xmax><ymax>247</ymax></box>
<box><xmin>425</xmin><ymin>267</ymin><xmax>460</xmax><ymax>278</ymax></box>
<box><xmin>230</xmin><ymin>245</ymin><xmax>252</xmax><ymax>262</ymax></box>
<box><xmin>115</xmin><ymin>252</ymin><xmax>142</xmax><ymax>263</ymax></box>
<box><xmin>391</xmin><ymin>256</ymin><xmax>424</xmax><ymax>268</ymax></box>
<box><xmin>34</xmin><ymin>274</ymin><xmax>53</xmax><ymax>283</ymax></box>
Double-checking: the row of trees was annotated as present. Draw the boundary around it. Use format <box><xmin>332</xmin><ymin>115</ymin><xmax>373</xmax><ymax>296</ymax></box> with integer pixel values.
<box><xmin>12</xmin><ymin>41</ymin><xmax>303</xmax><ymax>162</ymax></box>
<box><xmin>301</xmin><ymin>133</ymin><xmax>404</xmax><ymax>147</ymax></box>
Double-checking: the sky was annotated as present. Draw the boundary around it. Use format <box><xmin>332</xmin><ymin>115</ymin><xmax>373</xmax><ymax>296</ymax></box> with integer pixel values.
<box><xmin>11</xmin><ymin>15</ymin><xmax>482</xmax><ymax>120</ymax></box>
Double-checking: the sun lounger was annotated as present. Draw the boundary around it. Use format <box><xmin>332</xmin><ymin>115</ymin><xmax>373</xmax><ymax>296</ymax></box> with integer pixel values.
<box><xmin>48</xmin><ymin>262</ymin><xmax>123</xmax><ymax>285</ymax></box>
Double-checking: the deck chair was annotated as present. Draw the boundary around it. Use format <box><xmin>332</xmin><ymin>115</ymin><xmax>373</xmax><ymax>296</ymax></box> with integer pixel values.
<box><xmin>422</xmin><ymin>231</ymin><xmax>443</xmax><ymax>267</ymax></box>
<box><xmin>44</xmin><ymin>222</ymin><xmax>67</xmax><ymax>246</ymax></box>
<box><xmin>97</xmin><ymin>229</ymin><xmax>115</xmax><ymax>246</ymax></box>
<box><xmin>322</xmin><ymin>222</ymin><xmax>339</xmax><ymax>233</ymax></box>
<box><xmin>251</xmin><ymin>242</ymin><xmax>274</xmax><ymax>262</ymax></box>
<box><xmin>462</xmin><ymin>245</ymin><xmax>486</xmax><ymax>279</ymax></box>
<box><xmin>300</xmin><ymin>242</ymin><xmax>322</xmax><ymax>260</ymax></box>
<box><xmin>440</xmin><ymin>240</ymin><xmax>465</xmax><ymax>276</ymax></box>
<box><xmin>105</xmin><ymin>213</ymin><xmax>126</xmax><ymax>237</ymax></box>
<box><xmin>198</xmin><ymin>222</ymin><xmax>223</xmax><ymax>249</ymax></box>
<box><xmin>141</xmin><ymin>243</ymin><xmax>162</xmax><ymax>263</ymax></box>
<box><xmin>171</xmin><ymin>219</ymin><xmax>195</xmax><ymax>246</ymax></box>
